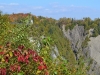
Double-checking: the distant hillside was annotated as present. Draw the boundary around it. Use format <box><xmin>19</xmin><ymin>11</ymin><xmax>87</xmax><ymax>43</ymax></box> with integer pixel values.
<box><xmin>1</xmin><ymin>12</ymin><xmax>100</xmax><ymax>75</ymax></box>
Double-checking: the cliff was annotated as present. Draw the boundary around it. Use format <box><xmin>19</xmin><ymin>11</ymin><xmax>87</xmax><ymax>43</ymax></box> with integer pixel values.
<box><xmin>62</xmin><ymin>24</ymin><xmax>100</xmax><ymax>75</ymax></box>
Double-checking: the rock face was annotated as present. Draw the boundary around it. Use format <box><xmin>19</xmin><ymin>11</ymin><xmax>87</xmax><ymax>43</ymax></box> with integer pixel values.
<box><xmin>62</xmin><ymin>25</ymin><xmax>100</xmax><ymax>75</ymax></box>
<box><xmin>62</xmin><ymin>25</ymin><xmax>86</xmax><ymax>59</ymax></box>
<box><xmin>88</xmin><ymin>35</ymin><xmax>100</xmax><ymax>65</ymax></box>
<box><xmin>88</xmin><ymin>61</ymin><xmax>100</xmax><ymax>75</ymax></box>
<box><xmin>87</xmin><ymin>35</ymin><xmax>100</xmax><ymax>75</ymax></box>
<box><xmin>51</xmin><ymin>46</ymin><xmax>60</xmax><ymax>59</ymax></box>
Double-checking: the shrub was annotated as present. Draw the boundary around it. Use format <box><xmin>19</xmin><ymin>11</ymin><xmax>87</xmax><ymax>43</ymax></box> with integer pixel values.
<box><xmin>0</xmin><ymin>43</ymin><xmax>49</xmax><ymax>75</ymax></box>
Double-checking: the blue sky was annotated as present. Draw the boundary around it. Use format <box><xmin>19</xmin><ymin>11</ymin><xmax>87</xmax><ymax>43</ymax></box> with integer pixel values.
<box><xmin>0</xmin><ymin>0</ymin><xmax>100</xmax><ymax>19</ymax></box>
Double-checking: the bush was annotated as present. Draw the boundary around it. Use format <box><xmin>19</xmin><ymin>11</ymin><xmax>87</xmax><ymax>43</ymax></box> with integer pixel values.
<box><xmin>0</xmin><ymin>43</ymin><xmax>49</xmax><ymax>75</ymax></box>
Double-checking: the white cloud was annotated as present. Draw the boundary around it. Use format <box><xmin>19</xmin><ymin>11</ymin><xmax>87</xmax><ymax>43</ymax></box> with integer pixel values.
<box><xmin>0</xmin><ymin>6</ymin><xmax>4</xmax><ymax>8</ymax></box>
<box><xmin>45</xmin><ymin>9</ymin><xmax>49</xmax><ymax>11</ymax></box>
<box><xmin>0</xmin><ymin>3</ymin><xmax>19</xmax><ymax>6</ymax></box>
<box><xmin>0</xmin><ymin>3</ymin><xmax>6</xmax><ymax>5</ymax></box>
<box><xmin>70</xmin><ymin>4</ymin><xmax>74</xmax><ymax>7</ymax></box>
<box><xmin>32</xmin><ymin>6</ymin><xmax>43</xmax><ymax>10</ymax></box>
<box><xmin>49</xmin><ymin>2</ymin><xmax>58</xmax><ymax>5</ymax></box>
<box><xmin>9</xmin><ymin>3</ymin><xmax>19</xmax><ymax>6</ymax></box>
<box><xmin>52</xmin><ymin>5</ymin><xmax>59</xmax><ymax>8</ymax></box>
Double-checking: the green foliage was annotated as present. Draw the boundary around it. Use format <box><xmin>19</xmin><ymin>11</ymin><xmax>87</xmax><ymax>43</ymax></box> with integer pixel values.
<box><xmin>92</xmin><ymin>24</ymin><xmax>100</xmax><ymax>37</ymax></box>
<box><xmin>2</xmin><ymin>11</ymin><xmax>99</xmax><ymax>75</ymax></box>
<box><xmin>65</xmin><ymin>24</ymin><xmax>75</xmax><ymax>30</ymax></box>
<box><xmin>0</xmin><ymin>13</ymin><xmax>14</xmax><ymax>45</ymax></box>
<box><xmin>10</xmin><ymin>25</ymin><xmax>31</xmax><ymax>48</ymax></box>
<box><xmin>92</xmin><ymin>27</ymin><xmax>99</xmax><ymax>37</ymax></box>
<box><xmin>82</xmin><ymin>36</ymin><xmax>90</xmax><ymax>48</ymax></box>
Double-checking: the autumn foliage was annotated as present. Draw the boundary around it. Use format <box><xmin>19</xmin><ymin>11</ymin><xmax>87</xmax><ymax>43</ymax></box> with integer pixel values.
<box><xmin>0</xmin><ymin>43</ymin><xmax>49</xmax><ymax>75</ymax></box>
<box><xmin>8</xmin><ymin>13</ymin><xmax>31</xmax><ymax>22</ymax></box>
<box><xmin>0</xmin><ymin>12</ymin><xmax>87</xmax><ymax>75</ymax></box>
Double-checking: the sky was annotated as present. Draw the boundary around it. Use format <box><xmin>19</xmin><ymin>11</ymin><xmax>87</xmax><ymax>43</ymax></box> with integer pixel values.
<box><xmin>0</xmin><ymin>0</ymin><xmax>100</xmax><ymax>20</ymax></box>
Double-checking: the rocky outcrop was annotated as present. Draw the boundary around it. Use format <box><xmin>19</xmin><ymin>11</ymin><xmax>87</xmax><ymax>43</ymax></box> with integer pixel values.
<box><xmin>88</xmin><ymin>35</ymin><xmax>100</xmax><ymax>65</ymax></box>
<box><xmin>51</xmin><ymin>45</ymin><xmax>60</xmax><ymax>59</ymax></box>
<box><xmin>86</xmin><ymin>35</ymin><xmax>100</xmax><ymax>75</ymax></box>
<box><xmin>62</xmin><ymin>25</ymin><xmax>86</xmax><ymax>59</ymax></box>
<box><xmin>62</xmin><ymin>24</ymin><xmax>100</xmax><ymax>75</ymax></box>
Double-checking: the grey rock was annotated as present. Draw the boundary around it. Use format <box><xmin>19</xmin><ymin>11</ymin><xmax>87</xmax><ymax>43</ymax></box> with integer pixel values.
<box><xmin>88</xmin><ymin>35</ymin><xmax>100</xmax><ymax>65</ymax></box>
<box><xmin>62</xmin><ymin>25</ymin><xmax>86</xmax><ymax>59</ymax></box>
<box><xmin>51</xmin><ymin>45</ymin><xmax>59</xmax><ymax>59</ymax></box>
<box><xmin>62</xmin><ymin>24</ymin><xmax>100</xmax><ymax>75</ymax></box>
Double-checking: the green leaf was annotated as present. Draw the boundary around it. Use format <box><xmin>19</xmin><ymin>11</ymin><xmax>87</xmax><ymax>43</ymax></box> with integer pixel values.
<box><xmin>54</xmin><ymin>71</ymin><xmax>57</xmax><ymax>75</ymax></box>
<box><xmin>44</xmin><ymin>50</ymin><xmax>47</xmax><ymax>54</ymax></box>
<box><xmin>17</xmin><ymin>72</ymin><xmax>24</xmax><ymax>75</ymax></box>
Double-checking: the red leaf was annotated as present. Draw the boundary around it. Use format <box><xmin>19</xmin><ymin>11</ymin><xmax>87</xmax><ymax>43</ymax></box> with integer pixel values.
<box><xmin>0</xmin><ymin>51</ymin><xmax>5</xmax><ymax>55</ymax></box>
<box><xmin>18</xmin><ymin>45</ymin><xmax>24</xmax><ymax>50</ymax></box>
<box><xmin>38</xmin><ymin>65</ymin><xmax>44</xmax><ymax>70</ymax></box>
<box><xmin>0</xmin><ymin>68</ymin><xmax>6</xmax><ymax>75</ymax></box>
<box><xmin>4</xmin><ymin>56</ymin><xmax>9</xmax><ymax>63</ymax></box>
<box><xmin>14</xmin><ymin>51</ymin><xmax>21</xmax><ymax>56</ymax></box>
